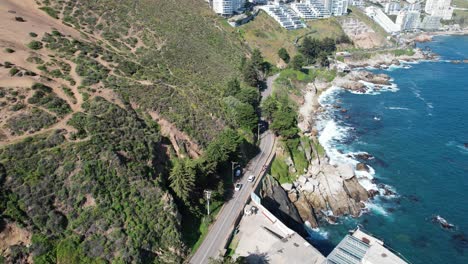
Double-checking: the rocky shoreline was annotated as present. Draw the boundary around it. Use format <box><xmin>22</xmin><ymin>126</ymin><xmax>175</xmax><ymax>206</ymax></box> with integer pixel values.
<box><xmin>266</xmin><ymin>55</ymin><xmax>424</xmax><ymax>228</ymax></box>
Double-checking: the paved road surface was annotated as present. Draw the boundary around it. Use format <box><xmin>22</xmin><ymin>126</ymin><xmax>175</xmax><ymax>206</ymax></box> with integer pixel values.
<box><xmin>189</xmin><ymin>131</ymin><xmax>275</xmax><ymax>264</ymax></box>
<box><xmin>190</xmin><ymin>75</ymin><xmax>278</xmax><ymax>264</ymax></box>
<box><xmin>262</xmin><ymin>73</ymin><xmax>279</xmax><ymax>100</ymax></box>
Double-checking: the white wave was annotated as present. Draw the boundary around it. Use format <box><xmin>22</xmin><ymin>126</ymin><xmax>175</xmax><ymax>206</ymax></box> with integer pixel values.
<box><xmin>318</xmin><ymin>85</ymin><xmax>343</xmax><ymax>106</ymax></box>
<box><xmin>386</xmin><ymin>106</ymin><xmax>410</xmax><ymax>111</ymax></box>
<box><xmin>446</xmin><ymin>141</ymin><xmax>468</xmax><ymax>154</ymax></box>
<box><xmin>316</xmin><ymin>118</ymin><xmax>378</xmax><ymax>191</ymax></box>
<box><xmin>353</xmin><ymin>80</ymin><xmax>399</xmax><ymax>95</ymax></box>
<box><xmin>374</xmin><ymin>116</ymin><xmax>381</xmax><ymax>121</ymax></box>
<box><xmin>364</xmin><ymin>202</ymin><xmax>390</xmax><ymax>217</ymax></box>
<box><xmin>304</xmin><ymin>224</ymin><xmax>329</xmax><ymax>240</ymax></box>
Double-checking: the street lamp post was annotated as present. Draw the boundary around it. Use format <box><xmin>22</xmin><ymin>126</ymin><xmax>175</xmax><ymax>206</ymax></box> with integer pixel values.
<box><xmin>204</xmin><ymin>190</ymin><xmax>212</xmax><ymax>216</ymax></box>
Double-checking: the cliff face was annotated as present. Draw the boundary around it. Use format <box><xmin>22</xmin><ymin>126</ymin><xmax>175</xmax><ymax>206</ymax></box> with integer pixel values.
<box><xmin>259</xmin><ymin>174</ymin><xmax>306</xmax><ymax>233</ymax></box>
<box><xmin>264</xmin><ymin>148</ymin><xmax>369</xmax><ymax>229</ymax></box>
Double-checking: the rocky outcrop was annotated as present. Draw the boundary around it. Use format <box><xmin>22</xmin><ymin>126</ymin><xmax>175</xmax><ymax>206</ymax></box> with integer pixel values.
<box><xmin>333</xmin><ymin>70</ymin><xmax>392</xmax><ymax>93</ymax></box>
<box><xmin>284</xmin><ymin>157</ymin><xmax>369</xmax><ymax>228</ymax></box>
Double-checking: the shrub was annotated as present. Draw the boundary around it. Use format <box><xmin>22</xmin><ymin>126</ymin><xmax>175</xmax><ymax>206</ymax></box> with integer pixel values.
<box><xmin>28</xmin><ymin>41</ymin><xmax>43</xmax><ymax>50</ymax></box>
<box><xmin>5</xmin><ymin>48</ymin><xmax>15</xmax><ymax>53</ymax></box>
<box><xmin>39</xmin><ymin>7</ymin><xmax>59</xmax><ymax>19</ymax></box>
<box><xmin>9</xmin><ymin>68</ymin><xmax>20</xmax><ymax>76</ymax></box>
<box><xmin>29</xmin><ymin>32</ymin><xmax>38</xmax><ymax>38</ymax></box>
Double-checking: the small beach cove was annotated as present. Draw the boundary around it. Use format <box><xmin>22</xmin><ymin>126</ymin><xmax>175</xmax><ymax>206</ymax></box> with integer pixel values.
<box><xmin>308</xmin><ymin>35</ymin><xmax>468</xmax><ymax>264</ymax></box>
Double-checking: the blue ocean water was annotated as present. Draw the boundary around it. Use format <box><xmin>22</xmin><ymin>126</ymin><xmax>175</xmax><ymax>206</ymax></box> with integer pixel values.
<box><xmin>311</xmin><ymin>35</ymin><xmax>468</xmax><ymax>264</ymax></box>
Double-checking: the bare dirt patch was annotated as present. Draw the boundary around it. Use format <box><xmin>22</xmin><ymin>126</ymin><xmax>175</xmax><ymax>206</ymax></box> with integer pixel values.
<box><xmin>0</xmin><ymin>222</ymin><xmax>32</xmax><ymax>254</ymax></box>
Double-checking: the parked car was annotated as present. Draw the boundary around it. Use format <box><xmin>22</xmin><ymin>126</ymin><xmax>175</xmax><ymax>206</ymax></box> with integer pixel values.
<box><xmin>234</xmin><ymin>183</ymin><xmax>242</xmax><ymax>191</ymax></box>
<box><xmin>247</xmin><ymin>175</ymin><xmax>255</xmax><ymax>183</ymax></box>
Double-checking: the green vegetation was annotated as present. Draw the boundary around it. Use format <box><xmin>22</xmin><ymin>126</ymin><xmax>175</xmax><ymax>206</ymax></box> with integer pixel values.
<box><xmin>27</xmin><ymin>40</ymin><xmax>43</xmax><ymax>50</ymax></box>
<box><xmin>278</xmin><ymin>48</ymin><xmax>290</xmax><ymax>63</ymax></box>
<box><xmin>6</xmin><ymin>108</ymin><xmax>57</xmax><ymax>135</ymax></box>
<box><xmin>393</xmin><ymin>48</ymin><xmax>416</xmax><ymax>57</ymax></box>
<box><xmin>4</xmin><ymin>48</ymin><xmax>15</xmax><ymax>53</ymax></box>
<box><xmin>28</xmin><ymin>83</ymin><xmax>72</xmax><ymax>116</ymax></box>
<box><xmin>39</xmin><ymin>6</ymin><xmax>59</xmax><ymax>19</ymax></box>
<box><xmin>29</xmin><ymin>32</ymin><xmax>38</xmax><ymax>37</ymax></box>
<box><xmin>238</xmin><ymin>12</ymin><xmax>345</xmax><ymax>62</ymax></box>
<box><xmin>9</xmin><ymin>68</ymin><xmax>19</xmax><ymax>76</ymax></box>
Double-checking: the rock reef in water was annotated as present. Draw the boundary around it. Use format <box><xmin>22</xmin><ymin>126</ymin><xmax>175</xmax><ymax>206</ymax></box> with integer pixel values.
<box><xmin>333</xmin><ymin>70</ymin><xmax>392</xmax><ymax>94</ymax></box>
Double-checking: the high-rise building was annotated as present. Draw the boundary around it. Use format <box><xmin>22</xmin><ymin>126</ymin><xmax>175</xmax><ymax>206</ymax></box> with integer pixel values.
<box><xmin>424</xmin><ymin>0</ymin><xmax>453</xmax><ymax>20</ymax></box>
<box><xmin>320</xmin><ymin>0</ymin><xmax>348</xmax><ymax>16</ymax></box>
<box><xmin>212</xmin><ymin>0</ymin><xmax>246</xmax><ymax>16</ymax></box>
<box><xmin>396</xmin><ymin>10</ymin><xmax>420</xmax><ymax>31</ymax></box>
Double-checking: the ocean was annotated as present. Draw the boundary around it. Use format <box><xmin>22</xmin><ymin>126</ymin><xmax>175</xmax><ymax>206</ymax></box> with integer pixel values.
<box><xmin>310</xmin><ymin>35</ymin><xmax>468</xmax><ymax>264</ymax></box>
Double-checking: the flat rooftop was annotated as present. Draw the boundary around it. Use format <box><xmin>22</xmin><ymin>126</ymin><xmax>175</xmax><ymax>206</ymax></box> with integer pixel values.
<box><xmin>233</xmin><ymin>203</ymin><xmax>325</xmax><ymax>264</ymax></box>
<box><xmin>326</xmin><ymin>229</ymin><xmax>408</xmax><ymax>264</ymax></box>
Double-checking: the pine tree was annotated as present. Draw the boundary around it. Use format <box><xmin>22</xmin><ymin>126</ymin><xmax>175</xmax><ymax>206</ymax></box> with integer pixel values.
<box><xmin>169</xmin><ymin>159</ymin><xmax>196</xmax><ymax>204</ymax></box>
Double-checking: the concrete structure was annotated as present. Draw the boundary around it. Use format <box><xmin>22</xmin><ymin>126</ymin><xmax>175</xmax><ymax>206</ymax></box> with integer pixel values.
<box><xmin>396</xmin><ymin>10</ymin><xmax>420</xmax><ymax>31</ymax></box>
<box><xmin>233</xmin><ymin>195</ymin><xmax>326</xmax><ymax>263</ymax></box>
<box><xmin>212</xmin><ymin>0</ymin><xmax>246</xmax><ymax>16</ymax></box>
<box><xmin>326</xmin><ymin>228</ymin><xmax>409</xmax><ymax>264</ymax></box>
<box><xmin>260</xmin><ymin>4</ymin><xmax>306</xmax><ymax>29</ymax></box>
<box><xmin>384</xmin><ymin>2</ymin><xmax>401</xmax><ymax>15</ymax></box>
<box><xmin>425</xmin><ymin>0</ymin><xmax>454</xmax><ymax>20</ymax></box>
<box><xmin>365</xmin><ymin>6</ymin><xmax>400</xmax><ymax>33</ymax></box>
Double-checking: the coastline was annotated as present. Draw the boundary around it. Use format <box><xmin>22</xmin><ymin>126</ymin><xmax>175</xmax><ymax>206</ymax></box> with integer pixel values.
<box><xmin>292</xmin><ymin>52</ymin><xmax>434</xmax><ymax>227</ymax></box>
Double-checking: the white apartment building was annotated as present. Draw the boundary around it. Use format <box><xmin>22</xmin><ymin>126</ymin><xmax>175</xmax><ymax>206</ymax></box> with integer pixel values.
<box><xmin>212</xmin><ymin>0</ymin><xmax>246</xmax><ymax>16</ymax></box>
<box><xmin>384</xmin><ymin>2</ymin><xmax>401</xmax><ymax>15</ymax></box>
<box><xmin>321</xmin><ymin>0</ymin><xmax>349</xmax><ymax>16</ymax></box>
<box><xmin>424</xmin><ymin>0</ymin><xmax>453</xmax><ymax>20</ymax></box>
<box><xmin>365</xmin><ymin>6</ymin><xmax>400</xmax><ymax>33</ymax></box>
<box><xmin>396</xmin><ymin>10</ymin><xmax>420</xmax><ymax>31</ymax></box>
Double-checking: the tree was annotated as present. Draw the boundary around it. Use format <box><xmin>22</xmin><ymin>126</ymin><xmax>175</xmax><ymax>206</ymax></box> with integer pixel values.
<box><xmin>243</xmin><ymin>62</ymin><xmax>261</xmax><ymax>87</ymax></box>
<box><xmin>318</xmin><ymin>52</ymin><xmax>330</xmax><ymax>68</ymax></box>
<box><xmin>204</xmin><ymin>129</ymin><xmax>242</xmax><ymax>171</ymax></box>
<box><xmin>299</xmin><ymin>36</ymin><xmax>319</xmax><ymax>64</ymax></box>
<box><xmin>235</xmin><ymin>103</ymin><xmax>258</xmax><ymax>131</ymax></box>
<box><xmin>236</xmin><ymin>86</ymin><xmax>259</xmax><ymax>107</ymax></box>
<box><xmin>278</xmin><ymin>48</ymin><xmax>290</xmax><ymax>63</ymax></box>
<box><xmin>291</xmin><ymin>54</ymin><xmax>305</xmax><ymax>71</ymax></box>
<box><xmin>261</xmin><ymin>96</ymin><xmax>278</xmax><ymax>121</ymax></box>
<box><xmin>270</xmin><ymin>107</ymin><xmax>299</xmax><ymax>138</ymax></box>
<box><xmin>169</xmin><ymin>159</ymin><xmax>196</xmax><ymax>204</ymax></box>
<box><xmin>224</xmin><ymin>78</ymin><xmax>241</xmax><ymax>97</ymax></box>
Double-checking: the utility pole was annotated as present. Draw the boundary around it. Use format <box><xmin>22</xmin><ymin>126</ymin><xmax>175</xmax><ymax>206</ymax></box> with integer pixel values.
<box><xmin>231</xmin><ymin>161</ymin><xmax>237</xmax><ymax>184</ymax></box>
<box><xmin>204</xmin><ymin>190</ymin><xmax>212</xmax><ymax>216</ymax></box>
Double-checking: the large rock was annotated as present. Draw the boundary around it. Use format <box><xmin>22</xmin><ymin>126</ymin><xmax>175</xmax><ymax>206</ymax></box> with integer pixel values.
<box><xmin>293</xmin><ymin>195</ymin><xmax>319</xmax><ymax>228</ymax></box>
<box><xmin>298</xmin><ymin>175</ymin><xmax>308</xmax><ymax>186</ymax></box>
<box><xmin>302</xmin><ymin>181</ymin><xmax>315</xmax><ymax>192</ymax></box>
<box><xmin>337</xmin><ymin>164</ymin><xmax>355</xmax><ymax>180</ymax></box>
<box><xmin>356</xmin><ymin>163</ymin><xmax>370</xmax><ymax>172</ymax></box>
<box><xmin>281</xmin><ymin>183</ymin><xmax>293</xmax><ymax>192</ymax></box>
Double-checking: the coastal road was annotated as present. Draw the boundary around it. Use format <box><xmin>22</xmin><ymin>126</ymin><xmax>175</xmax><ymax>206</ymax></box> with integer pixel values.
<box><xmin>189</xmin><ymin>131</ymin><xmax>275</xmax><ymax>264</ymax></box>
<box><xmin>189</xmin><ymin>76</ymin><xmax>278</xmax><ymax>264</ymax></box>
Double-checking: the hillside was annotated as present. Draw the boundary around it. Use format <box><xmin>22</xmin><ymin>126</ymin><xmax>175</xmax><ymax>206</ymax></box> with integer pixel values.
<box><xmin>0</xmin><ymin>0</ymin><xmax>250</xmax><ymax>263</ymax></box>
<box><xmin>238</xmin><ymin>12</ymin><xmax>345</xmax><ymax>63</ymax></box>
